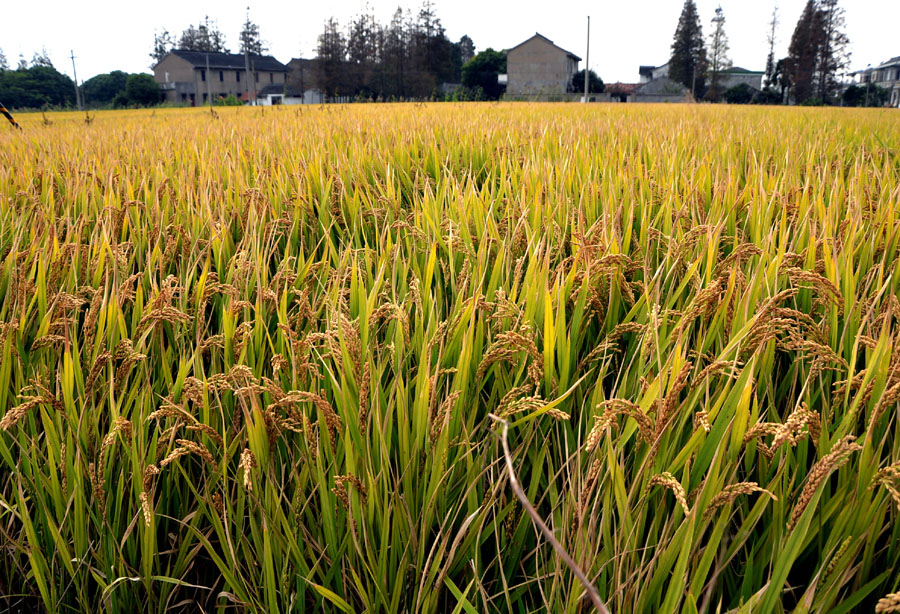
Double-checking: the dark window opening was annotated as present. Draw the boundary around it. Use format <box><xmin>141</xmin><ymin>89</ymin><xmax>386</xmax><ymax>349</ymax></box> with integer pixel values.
<box><xmin>219</xmin><ymin>71</ymin><xmax>224</xmax><ymax>82</ymax></box>
<box><xmin>269</xmin><ymin>72</ymin><xmax>274</xmax><ymax>83</ymax></box>
<box><xmin>200</xmin><ymin>69</ymin><xmax>206</xmax><ymax>81</ymax></box>
<box><xmin>255</xmin><ymin>72</ymin><xmax>259</xmax><ymax>83</ymax></box>
<box><xmin>236</xmin><ymin>71</ymin><xmax>241</xmax><ymax>82</ymax></box>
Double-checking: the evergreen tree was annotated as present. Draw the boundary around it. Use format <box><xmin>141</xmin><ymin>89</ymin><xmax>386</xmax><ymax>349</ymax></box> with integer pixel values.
<box><xmin>31</xmin><ymin>48</ymin><xmax>53</xmax><ymax>68</ymax></box>
<box><xmin>815</xmin><ymin>0</ymin><xmax>849</xmax><ymax>102</ymax></box>
<box><xmin>150</xmin><ymin>30</ymin><xmax>175</xmax><ymax>66</ymax></box>
<box><xmin>568</xmin><ymin>69</ymin><xmax>604</xmax><ymax>94</ymax></box>
<box><xmin>178</xmin><ymin>17</ymin><xmax>229</xmax><ymax>53</ymax></box>
<box><xmin>461</xmin><ymin>48</ymin><xmax>506</xmax><ymax>100</ymax></box>
<box><xmin>413</xmin><ymin>1</ymin><xmax>454</xmax><ymax>95</ymax></box>
<box><xmin>785</xmin><ymin>0</ymin><xmax>823</xmax><ymax>103</ymax></box>
<box><xmin>706</xmin><ymin>6</ymin><xmax>731</xmax><ymax>101</ymax></box>
<box><xmin>669</xmin><ymin>0</ymin><xmax>707</xmax><ymax>98</ymax></box>
<box><xmin>774</xmin><ymin>57</ymin><xmax>790</xmax><ymax>101</ymax></box>
<box><xmin>83</xmin><ymin>71</ymin><xmax>129</xmax><ymax>105</ymax></box>
<box><xmin>312</xmin><ymin>3</ymin><xmax>468</xmax><ymax>101</ymax></box>
<box><xmin>457</xmin><ymin>35</ymin><xmax>475</xmax><ymax>65</ymax></box>
<box><xmin>381</xmin><ymin>8</ymin><xmax>409</xmax><ymax>98</ymax></box>
<box><xmin>0</xmin><ymin>64</ymin><xmax>76</xmax><ymax>108</ymax></box>
<box><xmin>763</xmin><ymin>5</ymin><xmax>779</xmax><ymax>90</ymax></box>
<box><xmin>316</xmin><ymin>17</ymin><xmax>347</xmax><ymax>100</ymax></box>
<box><xmin>239</xmin><ymin>11</ymin><xmax>268</xmax><ymax>56</ymax></box>
<box><xmin>347</xmin><ymin>9</ymin><xmax>378</xmax><ymax>96</ymax></box>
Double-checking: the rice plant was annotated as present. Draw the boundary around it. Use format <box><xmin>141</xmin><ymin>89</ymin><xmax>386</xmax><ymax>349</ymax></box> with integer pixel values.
<box><xmin>0</xmin><ymin>103</ymin><xmax>899</xmax><ymax>613</ymax></box>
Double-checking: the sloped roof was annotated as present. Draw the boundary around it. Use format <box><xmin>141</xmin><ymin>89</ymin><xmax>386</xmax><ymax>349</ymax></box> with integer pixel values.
<box><xmin>875</xmin><ymin>56</ymin><xmax>900</xmax><ymax>69</ymax></box>
<box><xmin>851</xmin><ymin>56</ymin><xmax>900</xmax><ymax>75</ymax></box>
<box><xmin>507</xmin><ymin>33</ymin><xmax>581</xmax><ymax>62</ymax></box>
<box><xmin>606</xmin><ymin>82</ymin><xmax>639</xmax><ymax>95</ymax></box>
<box><xmin>634</xmin><ymin>77</ymin><xmax>689</xmax><ymax>96</ymax></box>
<box><xmin>640</xmin><ymin>62</ymin><xmax>669</xmax><ymax>77</ymax></box>
<box><xmin>167</xmin><ymin>50</ymin><xmax>286</xmax><ymax>72</ymax></box>
<box><xmin>720</xmin><ymin>66</ymin><xmax>764</xmax><ymax>74</ymax></box>
<box><xmin>256</xmin><ymin>84</ymin><xmax>284</xmax><ymax>98</ymax></box>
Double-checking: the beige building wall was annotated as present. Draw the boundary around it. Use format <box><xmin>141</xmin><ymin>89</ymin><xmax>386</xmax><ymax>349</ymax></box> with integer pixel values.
<box><xmin>154</xmin><ymin>54</ymin><xmax>286</xmax><ymax>104</ymax></box>
<box><xmin>507</xmin><ymin>35</ymin><xmax>579</xmax><ymax>99</ymax></box>
<box><xmin>154</xmin><ymin>55</ymin><xmax>198</xmax><ymax>103</ymax></box>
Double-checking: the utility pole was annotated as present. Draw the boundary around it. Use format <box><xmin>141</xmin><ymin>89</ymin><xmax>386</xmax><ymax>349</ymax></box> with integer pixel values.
<box><xmin>864</xmin><ymin>65</ymin><xmax>871</xmax><ymax>107</ymax></box>
<box><xmin>69</xmin><ymin>50</ymin><xmax>82</xmax><ymax>111</ymax></box>
<box><xmin>243</xmin><ymin>6</ymin><xmax>257</xmax><ymax>106</ymax></box>
<box><xmin>250</xmin><ymin>57</ymin><xmax>257</xmax><ymax>106</ymax></box>
<box><xmin>205</xmin><ymin>53</ymin><xmax>212</xmax><ymax>106</ymax></box>
<box><xmin>244</xmin><ymin>6</ymin><xmax>252</xmax><ymax>107</ymax></box>
<box><xmin>764</xmin><ymin>4</ymin><xmax>778</xmax><ymax>90</ymax></box>
<box><xmin>244</xmin><ymin>45</ymin><xmax>251</xmax><ymax>105</ymax></box>
<box><xmin>583</xmin><ymin>16</ymin><xmax>590</xmax><ymax>103</ymax></box>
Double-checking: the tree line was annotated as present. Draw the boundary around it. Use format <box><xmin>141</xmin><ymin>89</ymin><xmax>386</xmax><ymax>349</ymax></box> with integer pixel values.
<box><xmin>0</xmin><ymin>50</ymin><xmax>162</xmax><ymax>110</ymax></box>
<box><xmin>668</xmin><ymin>0</ymin><xmax>882</xmax><ymax>106</ymax></box>
<box><xmin>150</xmin><ymin>13</ymin><xmax>269</xmax><ymax>65</ymax></box>
<box><xmin>314</xmin><ymin>2</ymin><xmax>476</xmax><ymax>101</ymax></box>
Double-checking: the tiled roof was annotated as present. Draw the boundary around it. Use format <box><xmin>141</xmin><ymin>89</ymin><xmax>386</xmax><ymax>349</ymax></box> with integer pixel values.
<box><xmin>507</xmin><ymin>33</ymin><xmax>581</xmax><ymax>62</ymax></box>
<box><xmin>168</xmin><ymin>50</ymin><xmax>286</xmax><ymax>72</ymax></box>
<box><xmin>606</xmin><ymin>82</ymin><xmax>639</xmax><ymax>95</ymax></box>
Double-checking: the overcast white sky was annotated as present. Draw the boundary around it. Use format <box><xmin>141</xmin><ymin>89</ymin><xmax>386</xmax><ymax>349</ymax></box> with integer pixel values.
<box><xmin>2</xmin><ymin>0</ymin><xmax>896</xmax><ymax>85</ymax></box>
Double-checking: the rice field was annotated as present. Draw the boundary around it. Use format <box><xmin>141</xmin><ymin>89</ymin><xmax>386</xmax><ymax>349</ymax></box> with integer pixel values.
<box><xmin>1</xmin><ymin>103</ymin><xmax>899</xmax><ymax>613</ymax></box>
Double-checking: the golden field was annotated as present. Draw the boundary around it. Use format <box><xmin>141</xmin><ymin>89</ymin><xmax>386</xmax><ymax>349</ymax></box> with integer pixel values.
<box><xmin>1</xmin><ymin>103</ymin><xmax>899</xmax><ymax>612</ymax></box>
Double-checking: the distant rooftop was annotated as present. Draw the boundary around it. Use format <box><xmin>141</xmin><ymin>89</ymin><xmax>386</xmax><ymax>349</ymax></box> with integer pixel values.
<box><xmin>506</xmin><ymin>33</ymin><xmax>581</xmax><ymax>62</ymax></box>
<box><xmin>164</xmin><ymin>50</ymin><xmax>287</xmax><ymax>72</ymax></box>
<box><xmin>720</xmin><ymin>66</ymin><xmax>764</xmax><ymax>74</ymax></box>
<box><xmin>606</xmin><ymin>82</ymin><xmax>639</xmax><ymax>95</ymax></box>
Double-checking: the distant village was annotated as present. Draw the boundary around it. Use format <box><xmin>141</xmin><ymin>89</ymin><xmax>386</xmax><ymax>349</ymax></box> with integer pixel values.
<box><xmin>1</xmin><ymin>0</ymin><xmax>898</xmax><ymax>110</ymax></box>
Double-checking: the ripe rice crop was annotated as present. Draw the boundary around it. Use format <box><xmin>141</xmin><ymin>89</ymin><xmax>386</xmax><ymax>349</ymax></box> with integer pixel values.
<box><xmin>1</xmin><ymin>103</ymin><xmax>899</xmax><ymax>612</ymax></box>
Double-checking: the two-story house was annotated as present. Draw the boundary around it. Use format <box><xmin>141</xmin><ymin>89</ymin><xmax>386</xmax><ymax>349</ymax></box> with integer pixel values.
<box><xmin>505</xmin><ymin>33</ymin><xmax>581</xmax><ymax>100</ymax></box>
<box><xmin>153</xmin><ymin>50</ymin><xmax>287</xmax><ymax>105</ymax></box>
<box><xmin>854</xmin><ymin>57</ymin><xmax>900</xmax><ymax>108</ymax></box>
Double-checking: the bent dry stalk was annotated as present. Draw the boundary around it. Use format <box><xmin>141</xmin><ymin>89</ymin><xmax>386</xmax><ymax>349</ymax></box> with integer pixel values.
<box><xmin>489</xmin><ymin>414</ymin><xmax>610</xmax><ymax>614</ymax></box>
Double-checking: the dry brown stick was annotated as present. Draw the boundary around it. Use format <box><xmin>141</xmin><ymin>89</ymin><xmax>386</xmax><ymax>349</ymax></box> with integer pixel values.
<box><xmin>488</xmin><ymin>414</ymin><xmax>611</xmax><ymax>614</ymax></box>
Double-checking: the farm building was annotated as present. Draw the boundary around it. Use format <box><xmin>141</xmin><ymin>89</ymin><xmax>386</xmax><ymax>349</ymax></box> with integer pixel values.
<box><xmin>283</xmin><ymin>59</ymin><xmax>327</xmax><ymax>105</ymax></box>
<box><xmin>152</xmin><ymin>50</ymin><xmax>287</xmax><ymax>105</ymax></box>
<box><xmin>640</xmin><ymin>61</ymin><xmax>763</xmax><ymax>96</ymax></box>
<box><xmin>605</xmin><ymin>82</ymin><xmax>639</xmax><ymax>103</ymax></box>
<box><xmin>639</xmin><ymin>63</ymin><xmax>670</xmax><ymax>83</ymax></box>
<box><xmin>505</xmin><ymin>33</ymin><xmax>581</xmax><ymax>100</ymax></box>
<box><xmin>853</xmin><ymin>57</ymin><xmax>900</xmax><ymax>107</ymax></box>
<box><xmin>633</xmin><ymin>77</ymin><xmax>691</xmax><ymax>103</ymax></box>
<box><xmin>717</xmin><ymin>67</ymin><xmax>764</xmax><ymax>91</ymax></box>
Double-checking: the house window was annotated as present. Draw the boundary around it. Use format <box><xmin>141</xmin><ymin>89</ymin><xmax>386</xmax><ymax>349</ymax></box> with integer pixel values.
<box><xmin>219</xmin><ymin>71</ymin><xmax>224</xmax><ymax>82</ymax></box>
<box><xmin>269</xmin><ymin>72</ymin><xmax>274</xmax><ymax>83</ymax></box>
<box><xmin>236</xmin><ymin>71</ymin><xmax>241</xmax><ymax>82</ymax></box>
<box><xmin>203</xmin><ymin>93</ymin><xmax>208</xmax><ymax>103</ymax></box>
<box><xmin>255</xmin><ymin>72</ymin><xmax>259</xmax><ymax>83</ymax></box>
<box><xmin>201</xmin><ymin>69</ymin><xmax>206</xmax><ymax>81</ymax></box>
